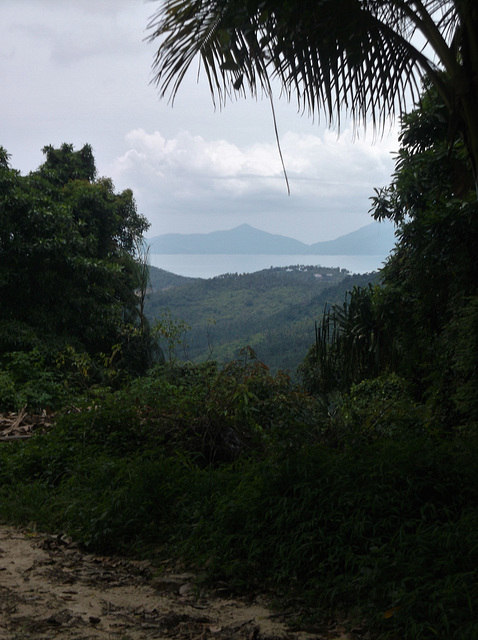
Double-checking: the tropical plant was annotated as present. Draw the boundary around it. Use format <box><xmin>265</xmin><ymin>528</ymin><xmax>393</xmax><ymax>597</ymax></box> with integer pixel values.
<box><xmin>300</xmin><ymin>80</ymin><xmax>478</xmax><ymax>431</ymax></box>
<box><xmin>368</xmin><ymin>83</ymin><xmax>478</xmax><ymax>428</ymax></box>
<box><xmin>148</xmin><ymin>0</ymin><xmax>478</xmax><ymax>192</ymax></box>
<box><xmin>299</xmin><ymin>284</ymin><xmax>396</xmax><ymax>397</ymax></box>
<box><xmin>0</xmin><ymin>143</ymin><xmax>151</xmax><ymax>360</ymax></box>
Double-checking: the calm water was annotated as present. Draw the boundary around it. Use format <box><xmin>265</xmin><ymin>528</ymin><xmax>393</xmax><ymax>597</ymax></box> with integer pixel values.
<box><xmin>148</xmin><ymin>253</ymin><xmax>391</xmax><ymax>279</ymax></box>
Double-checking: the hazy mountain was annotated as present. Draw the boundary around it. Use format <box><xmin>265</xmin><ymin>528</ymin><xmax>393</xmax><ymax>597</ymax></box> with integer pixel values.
<box><xmin>148</xmin><ymin>223</ymin><xmax>307</xmax><ymax>254</ymax></box>
<box><xmin>147</xmin><ymin>221</ymin><xmax>396</xmax><ymax>256</ymax></box>
<box><xmin>309</xmin><ymin>221</ymin><xmax>397</xmax><ymax>255</ymax></box>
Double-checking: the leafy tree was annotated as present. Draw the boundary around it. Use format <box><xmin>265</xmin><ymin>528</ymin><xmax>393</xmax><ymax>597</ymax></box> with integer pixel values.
<box><xmin>301</xmin><ymin>83</ymin><xmax>478</xmax><ymax>429</ymax></box>
<box><xmin>0</xmin><ymin>143</ymin><xmax>152</xmax><ymax>365</ymax></box>
<box><xmin>148</xmin><ymin>0</ymin><xmax>478</xmax><ymax>191</ymax></box>
<box><xmin>372</xmin><ymin>83</ymin><xmax>476</xmax><ymax>223</ymax></box>
<box><xmin>371</xmin><ymin>85</ymin><xmax>477</xmax><ymax>426</ymax></box>
<box><xmin>39</xmin><ymin>143</ymin><xmax>96</xmax><ymax>185</ymax></box>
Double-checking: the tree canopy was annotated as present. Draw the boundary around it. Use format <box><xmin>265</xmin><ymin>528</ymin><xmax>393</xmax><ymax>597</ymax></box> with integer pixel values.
<box><xmin>0</xmin><ymin>143</ymin><xmax>150</xmax><ymax>359</ymax></box>
<box><xmin>300</xmin><ymin>83</ymin><xmax>478</xmax><ymax>429</ymax></box>
<box><xmin>148</xmin><ymin>0</ymin><xmax>478</xmax><ymax>190</ymax></box>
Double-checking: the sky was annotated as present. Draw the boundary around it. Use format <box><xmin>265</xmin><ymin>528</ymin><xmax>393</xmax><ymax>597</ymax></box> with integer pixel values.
<box><xmin>1</xmin><ymin>0</ymin><xmax>401</xmax><ymax>243</ymax></box>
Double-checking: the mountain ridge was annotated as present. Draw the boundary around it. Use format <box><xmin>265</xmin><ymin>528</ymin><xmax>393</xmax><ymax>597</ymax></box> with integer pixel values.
<box><xmin>147</xmin><ymin>221</ymin><xmax>396</xmax><ymax>256</ymax></box>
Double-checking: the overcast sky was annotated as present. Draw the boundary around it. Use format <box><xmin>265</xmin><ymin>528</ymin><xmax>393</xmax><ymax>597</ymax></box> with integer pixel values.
<box><xmin>1</xmin><ymin>0</ymin><xmax>400</xmax><ymax>243</ymax></box>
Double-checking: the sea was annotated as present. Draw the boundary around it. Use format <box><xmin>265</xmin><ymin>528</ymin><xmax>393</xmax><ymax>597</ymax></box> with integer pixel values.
<box><xmin>148</xmin><ymin>253</ymin><xmax>391</xmax><ymax>279</ymax></box>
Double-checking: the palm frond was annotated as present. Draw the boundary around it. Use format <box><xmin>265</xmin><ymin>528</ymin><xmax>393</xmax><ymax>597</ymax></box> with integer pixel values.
<box><xmin>148</xmin><ymin>0</ymin><xmax>459</xmax><ymax>132</ymax></box>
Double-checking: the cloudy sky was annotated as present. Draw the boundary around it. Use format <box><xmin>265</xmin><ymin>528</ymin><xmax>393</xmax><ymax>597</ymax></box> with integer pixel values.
<box><xmin>1</xmin><ymin>0</ymin><xmax>401</xmax><ymax>243</ymax></box>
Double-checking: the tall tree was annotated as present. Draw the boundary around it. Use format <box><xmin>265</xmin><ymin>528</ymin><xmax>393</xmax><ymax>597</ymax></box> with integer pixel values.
<box><xmin>147</xmin><ymin>0</ymin><xmax>478</xmax><ymax>191</ymax></box>
<box><xmin>369</xmin><ymin>84</ymin><xmax>478</xmax><ymax>425</ymax></box>
<box><xmin>0</xmin><ymin>144</ymin><xmax>150</xmax><ymax>359</ymax></box>
<box><xmin>299</xmin><ymin>84</ymin><xmax>477</xmax><ymax>425</ymax></box>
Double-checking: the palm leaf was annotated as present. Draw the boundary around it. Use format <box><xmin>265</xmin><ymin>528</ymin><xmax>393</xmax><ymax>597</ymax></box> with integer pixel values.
<box><xmin>147</xmin><ymin>0</ymin><xmax>478</xmax><ymax>188</ymax></box>
<box><xmin>148</xmin><ymin>0</ymin><xmax>457</xmax><ymax>127</ymax></box>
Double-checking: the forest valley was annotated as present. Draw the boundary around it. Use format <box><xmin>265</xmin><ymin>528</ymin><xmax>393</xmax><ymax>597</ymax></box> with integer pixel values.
<box><xmin>145</xmin><ymin>264</ymin><xmax>376</xmax><ymax>374</ymax></box>
<box><xmin>1</xmin><ymin>86</ymin><xmax>478</xmax><ymax>640</ymax></box>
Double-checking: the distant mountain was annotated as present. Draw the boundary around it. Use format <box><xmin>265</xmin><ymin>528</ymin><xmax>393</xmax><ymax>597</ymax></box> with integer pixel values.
<box><xmin>148</xmin><ymin>223</ymin><xmax>307</xmax><ymax>255</ymax></box>
<box><xmin>147</xmin><ymin>221</ymin><xmax>396</xmax><ymax>256</ymax></box>
<box><xmin>309</xmin><ymin>222</ymin><xmax>397</xmax><ymax>255</ymax></box>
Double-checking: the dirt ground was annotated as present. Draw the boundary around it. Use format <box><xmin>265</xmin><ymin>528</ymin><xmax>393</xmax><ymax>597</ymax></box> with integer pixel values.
<box><xmin>0</xmin><ymin>524</ymin><xmax>360</xmax><ymax>640</ymax></box>
<box><xmin>0</xmin><ymin>413</ymin><xmax>360</xmax><ymax>640</ymax></box>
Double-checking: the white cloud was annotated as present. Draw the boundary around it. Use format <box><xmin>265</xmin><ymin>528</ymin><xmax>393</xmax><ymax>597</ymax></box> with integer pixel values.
<box><xmin>107</xmin><ymin>127</ymin><xmax>397</xmax><ymax>242</ymax></box>
<box><xmin>1</xmin><ymin>0</ymin><xmax>400</xmax><ymax>245</ymax></box>
<box><xmin>119</xmin><ymin>129</ymin><xmax>282</xmax><ymax>178</ymax></box>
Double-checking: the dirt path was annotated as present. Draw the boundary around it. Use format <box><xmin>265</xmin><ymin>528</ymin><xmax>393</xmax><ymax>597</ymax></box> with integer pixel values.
<box><xmin>0</xmin><ymin>524</ymin><xmax>354</xmax><ymax>640</ymax></box>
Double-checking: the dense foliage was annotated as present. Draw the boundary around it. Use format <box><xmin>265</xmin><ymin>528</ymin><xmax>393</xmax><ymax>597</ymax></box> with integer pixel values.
<box><xmin>300</xmin><ymin>84</ymin><xmax>478</xmax><ymax>432</ymax></box>
<box><xmin>0</xmin><ymin>144</ymin><xmax>154</xmax><ymax>402</ymax></box>
<box><xmin>0</xmin><ymin>357</ymin><xmax>477</xmax><ymax>639</ymax></box>
<box><xmin>146</xmin><ymin>265</ymin><xmax>374</xmax><ymax>373</ymax></box>
<box><xmin>1</xmin><ymin>86</ymin><xmax>478</xmax><ymax>640</ymax></box>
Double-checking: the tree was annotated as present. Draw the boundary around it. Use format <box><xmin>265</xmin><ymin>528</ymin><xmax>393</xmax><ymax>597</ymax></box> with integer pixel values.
<box><xmin>299</xmin><ymin>284</ymin><xmax>396</xmax><ymax>397</ymax></box>
<box><xmin>369</xmin><ymin>84</ymin><xmax>478</xmax><ymax>427</ymax></box>
<box><xmin>0</xmin><ymin>144</ymin><xmax>151</xmax><ymax>363</ymax></box>
<box><xmin>299</xmin><ymin>83</ymin><xmax>478</xmax><ymax>429</ymax></box>
<box><xmin>147</xmin><ymin>0</ymin><xmax>478</xmax><ymax>192</ymax></box>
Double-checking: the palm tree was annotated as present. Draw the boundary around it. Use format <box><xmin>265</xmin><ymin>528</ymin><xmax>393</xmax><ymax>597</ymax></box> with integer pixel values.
<box><xmin>147</xmin><ymin>0</ymin><xmax>478</xmax><ymax>192</ymax></box>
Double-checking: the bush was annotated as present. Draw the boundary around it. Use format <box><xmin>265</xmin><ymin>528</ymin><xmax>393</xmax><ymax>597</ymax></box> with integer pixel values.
<box><xmin>335</xmin><ymin>374</ymin><xmax>428</xmax><ymax>444</ymax></box>
<box><xmin>0</xmin><ymin>348</ymin><xmax>70</xmax><ymax>411</ymax></box>
<box><xmin>177</xmin><ymin>436</ymin><xmax>478</xmax><ymax>639</ymax></box>
<box><xmin>0</xmin><ymin>360</ymin><xmax>477</xmax><ymax>639</ymax></box>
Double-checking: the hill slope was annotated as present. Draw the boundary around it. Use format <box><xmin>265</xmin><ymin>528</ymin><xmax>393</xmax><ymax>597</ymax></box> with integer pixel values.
<box><xmin>310</xmin><ymin>221</ymin><xmax>396</xmax><ymax>254</ymax></box>
<box><xmin>146</xmin><ymin>265</ymin><xmax>378</xmax><ymax>373</ymax></box>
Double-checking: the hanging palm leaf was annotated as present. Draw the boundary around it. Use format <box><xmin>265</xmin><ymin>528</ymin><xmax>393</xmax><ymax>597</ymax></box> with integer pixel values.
<box><xmin>147</xmin><ymin>0</ymin><xmax>478</xmax><ymax>189</ymax></box>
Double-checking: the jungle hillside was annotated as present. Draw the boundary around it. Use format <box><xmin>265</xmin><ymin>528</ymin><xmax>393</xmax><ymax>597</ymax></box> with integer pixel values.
<box><xmin>145</xmin><ymin>265</ymin><xmax>376</xmax><ymax>373</ymax></box>
<box><xmin>2</xmin><ymin>6</ymin><xmax>478</xmax><ymax>632</ymax></box>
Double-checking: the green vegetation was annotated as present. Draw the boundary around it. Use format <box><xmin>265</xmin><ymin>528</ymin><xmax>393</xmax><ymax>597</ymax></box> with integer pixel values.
<box><xmin>0</xmin><ymin>143</ymin><xmax>157</xmax><ymax>409</ymax></box>
<box><xmin>300</xmin><ymin>83</ymin><xmax>478</xmax><ymax>432</ymax></box>
<box><xmin>2</xmin><ymin>81</ymin><xmax>478</xmax><ymax>640</ymax></box>
<box><xmin>146</xmin><ymin>265</ymin><xmax>375</xmax><ymax>373</ymax></box>
<box><xmin>0</xmin><ymin>358</ymin><xmax>477</xmax><ymax>639</ymax></box>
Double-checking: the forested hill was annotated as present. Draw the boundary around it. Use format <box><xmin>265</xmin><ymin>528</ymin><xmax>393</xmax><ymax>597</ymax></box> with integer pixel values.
<box><xmin>145</xmin><ymin>265</ymin><xmax>378</xmax><ymax>373</ymax></box>
<box><xmin>148</xmin><ymin>267</ymin><xmax>202</xmax><ymax>290</ymax></box>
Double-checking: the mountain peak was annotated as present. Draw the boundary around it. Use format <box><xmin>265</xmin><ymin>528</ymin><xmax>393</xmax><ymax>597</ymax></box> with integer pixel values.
<box><xmin>147</xmin><ymin>222</ymin><xmax>396</xmax><ymax>256</ymax></box>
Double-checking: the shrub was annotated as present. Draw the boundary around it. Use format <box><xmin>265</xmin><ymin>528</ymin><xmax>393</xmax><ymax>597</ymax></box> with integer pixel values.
<box><xmin>0</xmin><ymin>360</ymin><xmax>476</xmax><ymax>639</ymax></box>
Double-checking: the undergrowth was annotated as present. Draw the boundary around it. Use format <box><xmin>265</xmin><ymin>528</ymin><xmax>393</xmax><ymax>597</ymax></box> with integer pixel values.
<box><xmin>0</xmin><ymin>358</ymin><xmax>477</xmax><ymax>639</ymax></box>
